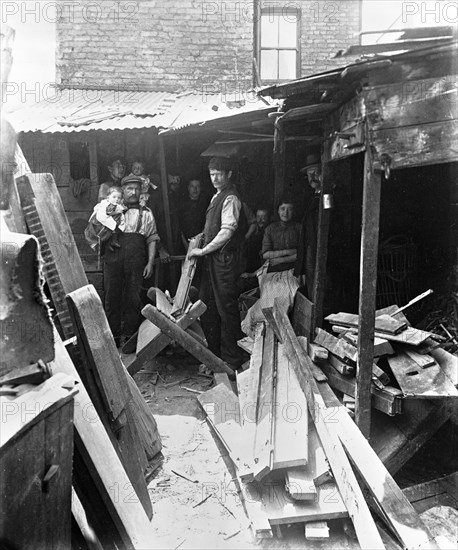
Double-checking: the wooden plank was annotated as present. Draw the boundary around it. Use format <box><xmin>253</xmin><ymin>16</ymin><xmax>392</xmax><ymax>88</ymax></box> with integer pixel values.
<box><xmin>403</xmin><ymin>348</ymin><xmax>437</xmax><ymax>369</ymax></box>
<box><xmin>312</xmin><ymin>162</ymin><xmax>332</xmax><ymax>328</ymax></box>
<box><xmin>430</xmin><ymin>347</ymin><xmax>458</xmax><ymax>387</ymax></box>
<box><xmin>237</xmin><ymin>336</ymin><xmax>254</xmax><ymax>355</ymax></box>
<box><xmin>285</xmin><ymin>469</ymin><xmax>316</xmax><ymax>501</ymax></box>
<box><xmin>66</xmin><ymin>286</ymin><xmax>153</xmax><ymax>519</ymax></box>
<box><xmin>272</xmin><ymin>343</ymin><xmax>308</xmax><ymax>470</ymax></box>
<box><xmin>142</xmin><ymin>304</ymin><xmax>234</xmax><ymax>375</ymax></box>
<box><xmin>342</xmin><ymin>332</ymin><xmax>395</xmax><ymax>357</ymax></box>
<box><xmin>321</xmin><ymin>390</ymin><xmax>439</xmax><ymax>550</ymax></box>
<box><xmin>402</xmin><ymin>473</ymin><xmax>458</xmax><ymax>513</ymax></box>
<box><xmin>261</xmin><ymin>480</ymin><xmax>348</xmax><ymax>526</ymax></box>
<box><xmin>236</xmin><ymin>324</ymin><xmax>264</xmax><ymax>483</ymax></box>
<box><xmin>297</xmin><ymin>337</ymin><xmax>328</xmax><ymax>382</ymax></box>
<box><xmin>50</xmin><ymin>333</ymin><xmax>154</xmax><ymax>549</ymax></box>
<box><xmin>387</xmin><ymin>352</ymin><xmax>458</xmax><ymax>398</ymax></box>
<box><xmin>128</xmin><ymin>301</ymin><xmax>207</xmax><ymax>375</ymax></box>
<box><xmin>314</xmin><ymin>328</ymin><xmax>357</xmax><ymax>363</ymax></box>
<box><xmin>364</xmin><ymin>76</ymin><xmax>457</xmax><ymax>131</ymax></box>
<box><xmin>265</xmin><ymin>300</ymin><xmax>385</xmax><ymax>549</ymax></box>
<box><xmin>326</xmin><ymin>312</ymin><xmax>406</xmax><ymax>335</ymax></box>
<box><xmin>319</xmin><ymin>362</ymin><xmax>402</xmax><ymax>416</ymax></box>
<box><xmin>305</xmin><ymin>521</ymin><xmax>330</xmax><ymax>540</ymax></box>
<box><xmin>170</xmin><ymin>233</ymin><xmax>203</xmax><ymax>317</ymax></box>
<box><xmin>292</xmin><ymin>292</ymin><xmax>314</xmax><ymax>340</ymax></box>
<box><xmin>332</xmin><ymin>325</ymin><xmax>433</xmax><ymax>346</ymax></box>
<box><xmin>253</xmin><ymin>326</ymin><xmax>276</xmax><ymax>481</ymax></box>
<box><xmin>16</xmin><ymin>173</ymin><xmax>89</xmax><ymax>339</ymax></box>
<box><xmin>371</xmin><ymin>119</ymin><xmax>458</xmax><ymax>170</ymax></box>
<box><xmin>308</xmin><ymin>342</ymin><xmax>329</xmax><ymax>364</ymax></box>
<box><xmin>328</xmin><ymin>353</ymin><xmax>355</xmax><ymax>376</ymax></box>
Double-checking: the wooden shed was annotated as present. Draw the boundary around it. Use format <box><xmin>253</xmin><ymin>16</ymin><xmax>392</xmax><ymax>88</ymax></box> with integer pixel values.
<box><xmin>258</xmin><ymin>42</ymin><xmax>457</xmax><ymax>435</ymax></box>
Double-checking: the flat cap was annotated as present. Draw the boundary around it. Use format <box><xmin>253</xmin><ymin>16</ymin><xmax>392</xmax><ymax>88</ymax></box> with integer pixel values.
<box><xmin>121</xmin><ymin>175</ymin><xmax>143</xmax><ymax>186</ymax></box>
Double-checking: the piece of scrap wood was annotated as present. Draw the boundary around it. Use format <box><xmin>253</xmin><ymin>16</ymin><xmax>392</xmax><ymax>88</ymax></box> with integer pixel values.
<box><xmin>388</xmin><ymin>353</ymin><xmax>458</xmax><ymax>398</ymax></box>
<box><xmin>326</xmin><ymin>312</ymin><xmax>407</xmax><ymax>335</ymax></box>
<box><xmin>252</xmin><ymin>326</ymin><xmax>276</xmax><ymax>481</ymax></box>
<box><xmin>297</xmin><ymin>337</ymin><xmax>328</xmax><ymax>382</ymax></box>
<box><xmin>342</xmin><ymin>332</ymin><xmax>394</xmax><ymax>357</ymax></box>
<box><xmin>318</xmin><ymin>382</ymin><xmax>439</xmax><ymax>550</ymax></box>
<box><xmin>328</xmin><ymin>353</ymin><xmax>355</xmax><ymax>376</ymax></box>
<box><xmin>237</xmin><ymin>336</ymin><xmax>254</xmax><ymax>354</ymax></box>
<box><xmin>305</xmin><ymin>521</ymin><xmax>330</xmax><ymax>540</ymax></box>
<box><xmin>315</xmin><ymin>328</ymin><xmax>357</xmax><ymax>363</ymax></box>
<box><xmin>430</xmin><ymin>347</ymin><xmax>457</xmax><ymax>387</ymax></box>
<box><xmin>171</xmin><ymin>469</ymin><xmax>198</xmax><ymax>483</ymax></box>
<box><xmin>272</xmin><ymin>342</ymin><xmax>308</xmax><ymax>470</ymax></box>
<box><xmin>285</xmin><ymin>468</ymin><xmax>316</xmax><ymax>501</ymax></box>
<box><xmin>331</xmin><ymin>325</ymin><xmax>433</xmax><ymax>346</ymax></box>
<box><xmin>308</xmin><ymin>342</ymin><xmax>329</xmax><ymax>364</ymax></box>
<box><xmin>403</xmin><ymin>348</ymin><xmax>437</xmax><ymax>369</ymax></box>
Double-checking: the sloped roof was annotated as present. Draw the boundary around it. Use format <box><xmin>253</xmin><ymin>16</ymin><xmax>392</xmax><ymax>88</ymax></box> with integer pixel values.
<box><xmin>8</xmin><ymin>88</ymin><xmax>274</xmax><ymax>134</ymax></box>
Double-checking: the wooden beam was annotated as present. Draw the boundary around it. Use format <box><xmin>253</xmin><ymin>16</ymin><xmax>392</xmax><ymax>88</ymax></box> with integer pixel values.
<box><xmin>273</xmin><ymin>120</ymin><xmax>285</xmax><ymax>207</ymax></box>
<box><xmin>253</xmin><ymin>326</ymin><xmax>276</xmax><ymax>480</ymax></box>
<box><xmin>312</xmin><ymin>163</ymin><xmax>332</xmax><ymax>328</ymax></box>
<box><xmin>355</xmin><ymin>137</ymin><xmax>382</xmax><ymax>437</ymax></box>
<box><xmin>51</xmin><ymin>333</ymin><xmax>154</xmax><ymax>549</ymax></box>
<box><xmin>127</xmin><ymin>301</ymin><xmax>207</xmax><ymax>375</ymax></box>
<box><xmin>141</xmin><ymin>304</ymin><xmax>234</xmax><ymax>375</ymax></box>
<box><xmin>317</xmin><ymin>383</ymin><xmax>439</xmax><ymax>550</ymax></box>
<box><xmin>158</xmin><ymin>136</ymin><xmax>174</xmax><ymax>254</ymax></box>
<box><xmin>265</xmin><ymin>300</ymin><xmax>385</xmax><ymax>550</ymax></box>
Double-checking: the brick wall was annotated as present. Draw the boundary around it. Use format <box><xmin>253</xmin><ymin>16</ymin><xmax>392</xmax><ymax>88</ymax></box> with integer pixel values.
<box><xmin>56</xmin><ymin>0</ymin><xmax>360</xmax><ymax>93</ymax></box>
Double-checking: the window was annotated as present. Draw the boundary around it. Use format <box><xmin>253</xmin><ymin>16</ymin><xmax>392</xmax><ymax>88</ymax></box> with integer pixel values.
<box><xmin>258</xmin><ymin>7</ymin><xmax>300</xmax><ymax>82</ymax></box>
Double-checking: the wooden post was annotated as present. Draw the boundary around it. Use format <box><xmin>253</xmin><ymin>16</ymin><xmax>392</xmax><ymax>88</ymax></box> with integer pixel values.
<box><xmin>158</xmin><ymin>135</ymin><xmax>174</xmax><ymax>254</ymax></box>
<box><xmin>356</xmin><ymin>138</ymin><xmax>382</xmax><ymax>437</ymax></box>
<box><xmin>88</xmin><ymin>135</ymin><xmax>98</xmax><ymax>186</ymax></box>
<box><xmin>273</xmin><ymin>119</ymin><xmax>285</xmax><ymax>207</ymax></box>
<box><xmin>312</xmin><ymin>162</ymin><xmax>332</xmax><ymax>329</ymax></box>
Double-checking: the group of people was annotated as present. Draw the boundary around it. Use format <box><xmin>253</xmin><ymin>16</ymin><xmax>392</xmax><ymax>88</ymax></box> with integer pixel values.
<box><xmin>87</xmin><ymin>153</ymin><xmax>322</xmax><ymax>372</ymax></box>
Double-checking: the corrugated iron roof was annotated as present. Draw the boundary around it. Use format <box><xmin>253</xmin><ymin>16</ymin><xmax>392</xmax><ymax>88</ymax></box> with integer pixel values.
<box><xmin>8</xmin><ymin>88</ymin><xmax>275</xmax><ymax>134</ymax></box>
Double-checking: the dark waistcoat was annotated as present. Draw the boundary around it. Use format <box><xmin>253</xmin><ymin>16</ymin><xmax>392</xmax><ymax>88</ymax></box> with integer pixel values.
<box><xmin>203</xmin><ymin>185</ymin><xmax>246</xmax><ymax>251</ymax></box>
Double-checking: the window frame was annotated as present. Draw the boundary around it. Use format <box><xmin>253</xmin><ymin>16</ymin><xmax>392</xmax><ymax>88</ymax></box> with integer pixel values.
<box><xmin>255</xmin><ymin>5</ymin><xmax>301</xmax><ymax>84</ymax></box>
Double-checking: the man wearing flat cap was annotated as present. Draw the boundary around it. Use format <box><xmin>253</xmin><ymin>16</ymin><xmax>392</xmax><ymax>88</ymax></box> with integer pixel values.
<box><xmin>103</xmin><ymin>175</ymin><xmax>159</xmax><ymax>347</ymax></box>
<box><xmin>189</xmin><ymin>156</ymin><xmax>246</xmax><ymax>371</ymax></box>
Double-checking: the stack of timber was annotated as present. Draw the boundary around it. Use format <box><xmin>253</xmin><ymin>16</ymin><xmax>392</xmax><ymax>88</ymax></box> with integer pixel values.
<box><xmin>198</xmin><ymin>323</ymin><xmax>347</xmax><ymax>541</ymax></box>
<box><xmin>199</xmin><ymin>299</ymin><xmax>440</xmax><ymax>548</ymax></box>
<box><xmin>322</xmin><ymin>305</ymin><xmax>457</xmax><ymax>403</ymax></box>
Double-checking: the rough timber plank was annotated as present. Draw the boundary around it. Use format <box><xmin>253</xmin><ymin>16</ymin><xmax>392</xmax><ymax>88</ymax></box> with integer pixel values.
<box><xmin>253</xmin><ymin>326</ymin><xmax>276</xmax><ymax>481</ymax></box>
<box><xmin>236</xmin><ymin>324</ymin><xmax>264</xmax><ymax>483</ymax></box>
<box><xmin>315</xmin><ymin>327</ymin><xmax>358</xmax><ymax>362</ymax></box>
<box><xmin>326</xmin><ymin>312</ymin><xmax>406</xmax><ymax>334</ymax></box>
<box><xmin>319</xmin><ymin>362</ymin><xmax>402</xmax><ymax>416</ymax></box>
<box><xmin>66</xmin><ymin>285</ymin><xmax>153</xmax><ymax>519</ymax></box>
<box><xmin>341</xmin><ymin>332</ymin><xmax>394</xmax><ymax>357</ymax></box>
<box><xmin>332</xmin><ymin>325</ymin><xmax>432</xmax><ymax>346</ymax></box>
<box><xmin>430</xmin><ymin>347</ymin><xmax>458</xmax><ymax>387</ymax></box>
<box><xmin>264</xmin><ymin>300</ymin><xmax>385</xmax><ymax>550</ymax></box>
<box><xmin>170</xmin><ymin>233</ymin><xmax>203</xmax><ymax>317</ymax></box>
<box><xmin>388</xmin><ymin>352</ymin><xmax>458</xmax><ymax>398</ymax></box>
<box><xmin>129</xmin><ymin>301</ymin><xmax>207</xmax><ymax>375</ymax></box>
<box><xmin>285</xmin><ymin>468</ymin><xmax>316</xmax><ymax>501</ymax></box>
<box><xmin>292</xmin><ymin>292</ymin><xmax>314</xmax><ymax>339</ymax></box>
<box><xmin>403</xmin><ymin>348</ymin><xmax>437</xmax><ymax>369</ymax></box>
<box><xmin>261</xmin><ymin>480</ymin><xmax>347</xmax><ymax>526</ymax></box>
<box><xmin>50</xmin><ymin>333</ymin><xmax>154</xmax><ymax>549</ymax></box>
<box><xmin>297</xmin><ymin>337</ymin><xmax>328</xmax><ymax>382</ymax></box>
<box><xmin>317</xmin><ymin>384</ymin><xmax>439</xmax><ymax>550</ymax></box>
<box><xmin>141</xmin><ymin>304</ymin><xmax>233</xmax><ymax>375</ymax></box>
<box><xmin>272</xmin><ymin>343</ymin><xmax>308</xmax><ymax>470</ymax></box>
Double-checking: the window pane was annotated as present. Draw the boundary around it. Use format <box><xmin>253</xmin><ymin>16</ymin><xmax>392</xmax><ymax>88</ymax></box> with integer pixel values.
<box><xmin>278</xmin><ymin>50</ymin><xmax>297</xmax><ymax>80</ymax></box>
<box><xmin>278</xmin><ymin>12</ymin><xmax>298</xmax><ymax>47</ymax></box>
<box><xmin>260</xmin><ymin>49</ymin><xmax>278</xmax><ymax>80</ymax></box>
<box><xmin>261</xmin><ymin>14</ymin><xmax>279</xmax><ymax>47</ymax></box>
